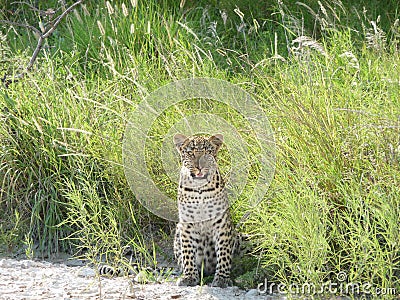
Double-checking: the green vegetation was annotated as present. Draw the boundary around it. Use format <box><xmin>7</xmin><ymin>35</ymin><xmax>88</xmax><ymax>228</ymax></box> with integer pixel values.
<box><xmin>1</xmin><ymin>0</ymin><xmax>399</xmax><ymax>297</ymax></box>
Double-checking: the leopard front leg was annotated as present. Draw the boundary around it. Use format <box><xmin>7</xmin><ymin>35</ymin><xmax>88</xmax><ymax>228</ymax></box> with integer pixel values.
<box><xmin>211</xmin><ymin>219</ymin><xmax>233</xmax><ymax>288</ymax></box>
<box><xmin>175</xmin><ymin>224</ymin><xmax>200</xmax><ymax>286</ymax></box>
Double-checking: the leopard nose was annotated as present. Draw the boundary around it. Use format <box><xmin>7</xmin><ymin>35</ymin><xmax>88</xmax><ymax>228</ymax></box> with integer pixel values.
<box><xmin>198</xmin><ymin>155</ymin><xmax>208</xmax><ymax>168</ymax></box>
<box><xmin>194</xmin><ymin>154</ymin><xmax>204</xmax><ymax>168</ymax></box>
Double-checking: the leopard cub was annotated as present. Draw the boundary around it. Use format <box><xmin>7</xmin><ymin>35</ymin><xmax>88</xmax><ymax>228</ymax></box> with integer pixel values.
<box><xmin>173</xmin><ymin>133</ymin><xmax>233</xmax><ymax>288</ymax></box>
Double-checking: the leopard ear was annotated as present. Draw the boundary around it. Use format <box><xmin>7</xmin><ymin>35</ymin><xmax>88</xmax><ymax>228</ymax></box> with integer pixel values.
<box><xmin>173</xmin><ymin>134</ymin><xmax>187</xmax><ymax>149</ymax></box>
<box><xmin>209</xmin><ymin>134</ymin><xmax>223</xmax><ymax>152</ymax></box>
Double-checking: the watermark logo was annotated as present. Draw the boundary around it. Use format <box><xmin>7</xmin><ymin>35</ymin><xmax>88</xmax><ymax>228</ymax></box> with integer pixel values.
<box><xmin>336</xmin><ymin>271</ymin><xmax>347</xmax><ymax>282</ymax></box>
<box><xmin>257</xmin><ymin>272</ymin><xmax>397</xmax><ymax>296</ymax></box>
<box><xmin>122</xmin><ymin>78</ymin><xmax>276</xmax><ymax>221</ymax></box>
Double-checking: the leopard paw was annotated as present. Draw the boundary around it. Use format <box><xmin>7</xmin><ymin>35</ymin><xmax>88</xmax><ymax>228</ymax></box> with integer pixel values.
<box><xmin>211</xmin><ymin>275</ymin><xmax>232</xmax><ymax>288</ymax></box>
<box><xmin>177</xmin><ymin>275</ymin><xmax>199</xmax><ymax>286</ymax></box>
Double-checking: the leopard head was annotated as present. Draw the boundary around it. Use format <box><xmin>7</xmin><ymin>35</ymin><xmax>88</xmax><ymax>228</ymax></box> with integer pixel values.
<box><xmin>173</xmin><ymin>134</ymin><xmax>223</xmax><ymax>180</ymax></box>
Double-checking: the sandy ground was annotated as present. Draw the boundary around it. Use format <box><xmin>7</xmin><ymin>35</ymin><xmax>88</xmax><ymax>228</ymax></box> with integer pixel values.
<box><xmin>0</xmin><ymin>258</ymin><xmax>283</xmax><ymax>300</ymax></box>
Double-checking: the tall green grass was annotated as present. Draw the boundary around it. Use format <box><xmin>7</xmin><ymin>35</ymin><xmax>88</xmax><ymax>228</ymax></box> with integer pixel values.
<box><xmin>1</xmin><ymin>0</ymin><xmax>399</xmax><ymax>296</ymax></box>
<box><xmin>249</xmin><ymin>49</ymin><xmax>400</xmax><ymax>291</ymax></box>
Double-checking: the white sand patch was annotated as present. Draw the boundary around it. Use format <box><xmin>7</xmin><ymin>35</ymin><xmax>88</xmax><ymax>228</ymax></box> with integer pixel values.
<box><xmin>0</xmin><ymin>258</ymin><xmax>282</xmax><ymax>299</ymax></box>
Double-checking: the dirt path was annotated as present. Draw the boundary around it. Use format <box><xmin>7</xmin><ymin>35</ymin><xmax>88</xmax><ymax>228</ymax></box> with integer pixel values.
<box><xmin>0</xmin><ymin>258</ymin><xmax>280</xmax><ymax>299</ymax></box>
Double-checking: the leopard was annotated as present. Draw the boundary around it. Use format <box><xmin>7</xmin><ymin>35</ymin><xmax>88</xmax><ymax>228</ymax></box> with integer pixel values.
<box><xmin>173</xmin><ymin>133</ymin><xmax>234</xmax><ymax>288</ymax></box>
<box><xmin>96</xmin><ymin>134</ymin><xmax>251</xmax><ymax>285</ymax></box>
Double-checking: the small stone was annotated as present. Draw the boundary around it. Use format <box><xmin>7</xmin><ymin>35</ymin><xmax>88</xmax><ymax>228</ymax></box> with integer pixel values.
<box><xmin>65</xmin><ymin>259</ymin><xmax>85</xmax><ymax>267</ymax></box>
<box><xmin>245</xmin><ymin>289</ymin><xmax>259</xmax><ymax>297</ymax></box>
<box><xmin>76</xmin><ymin>267</ymin><xmax>96</xmax><ymax>277</ymax></box>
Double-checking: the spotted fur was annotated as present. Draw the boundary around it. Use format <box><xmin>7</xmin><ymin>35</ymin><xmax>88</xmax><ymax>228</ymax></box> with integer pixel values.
<box><xmin>173</xmin><ymin>133</ymin><xmax>234</xmax><ymax>287</ymax></box>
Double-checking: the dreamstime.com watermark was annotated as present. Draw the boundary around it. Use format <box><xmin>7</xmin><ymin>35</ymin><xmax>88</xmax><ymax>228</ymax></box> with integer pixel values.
<box><xmin>257</xmin><ymin>271</ymin><xmax>397</xmax><ymax>296</ymax></box>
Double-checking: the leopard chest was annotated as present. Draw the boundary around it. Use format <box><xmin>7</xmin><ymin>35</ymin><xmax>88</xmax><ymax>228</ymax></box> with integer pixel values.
<box><xmin>177</xmin><ymin>186</ymin><xmax>228</xmax><ymax>223</ymax></box>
